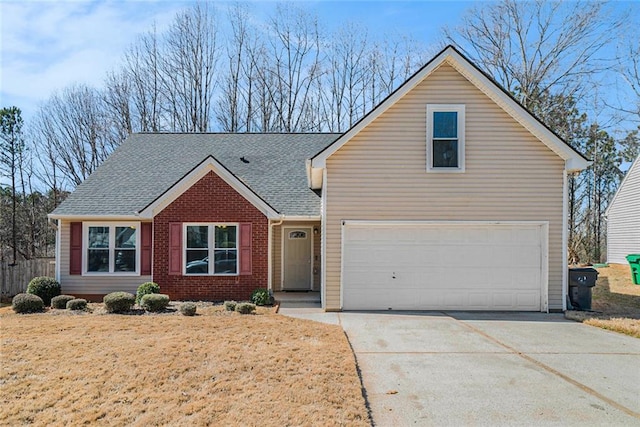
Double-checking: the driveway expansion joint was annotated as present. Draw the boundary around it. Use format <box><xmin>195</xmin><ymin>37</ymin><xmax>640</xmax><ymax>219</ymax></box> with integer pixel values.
<box><xmin>450</xmin><ymin>315</ymin><xmax>640</xmax><ymax>420</ymax></box>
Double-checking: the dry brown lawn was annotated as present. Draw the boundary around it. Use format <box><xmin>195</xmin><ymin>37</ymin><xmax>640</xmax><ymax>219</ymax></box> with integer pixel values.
<box><xmin>566</xmin><ymin>263</ymin><xmax>640</xmax><ymax>338</ymax></box>
<box><xmin>0</xmin><ymin>304</ymin><xmax>370</xmax><ymax>426</ymax></box>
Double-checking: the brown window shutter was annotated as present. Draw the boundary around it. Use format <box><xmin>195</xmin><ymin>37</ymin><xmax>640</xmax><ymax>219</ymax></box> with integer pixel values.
<box><xmin>140</xmin><ymin>222</ymin><xmax>152</xmax><ymax>275</ymax></box>
<box><xmin>239</xmin><ymin>223</ymin><xmax>252</xmax><ymax>275</ymax></box>
<box><xmin>168</xmin><ymin>223</ymin><xmax>182</xmax><ymax>275</ymax></box>
<box><xmin>69</xmin><ymin>222</ymin><xmax>82</xmax><ymax>275</ymax></box>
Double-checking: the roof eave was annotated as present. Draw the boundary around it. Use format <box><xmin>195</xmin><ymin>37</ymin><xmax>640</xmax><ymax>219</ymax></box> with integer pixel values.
<box><xmin>566</xmin><ymin>158</ymin><xmax>592</xmax><ymax>173</ymax></box>
<box><xmin>47</xmin><ymin>213</ymin><xmax>142</xmax><ymax>221</ymax></box>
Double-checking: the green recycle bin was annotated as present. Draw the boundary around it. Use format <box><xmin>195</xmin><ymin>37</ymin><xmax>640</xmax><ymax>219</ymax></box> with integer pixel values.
<box><xmin>626</xmin><ymin>254</ymin><xmax>640</xmax><ymax>285</ymax></box>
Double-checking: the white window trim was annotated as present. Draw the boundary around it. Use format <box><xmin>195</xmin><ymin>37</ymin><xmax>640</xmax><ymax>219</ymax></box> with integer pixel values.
<box><xmin>183</xmin><ymin>223</ymin><xmax>239</xmax><ymax>276</ymax></box>
<box><xmin>82</xmin><ymin>222</ymin><xmax>141</xmax><ymax>276</ymax></box>
<box><xmin>426</xmin><ymin>104</ymin><xmax>465</xmax><ymax>173</ymax></box>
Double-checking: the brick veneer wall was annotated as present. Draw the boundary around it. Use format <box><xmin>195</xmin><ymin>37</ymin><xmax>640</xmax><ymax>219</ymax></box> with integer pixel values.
<box><xmin>153</xmin><ymin>171</ymin><xmax>269</xmax><ymax>301</ymax></box>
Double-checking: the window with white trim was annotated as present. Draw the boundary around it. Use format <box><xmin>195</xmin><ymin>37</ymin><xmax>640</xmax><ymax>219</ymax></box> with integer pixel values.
<box><xmin>427</xmin><ymin>104</ymin><xmax>465</xmax><ymax>172</ymax></box>
<box><xmin>184</xmin><ymin>224</ymin><xmax>238</xmax><ymax>275</ymax></box>
<box><xmin>84</xmin><ymin>223</ymin><xmax>139</xmax><ymax>274</ymax></box>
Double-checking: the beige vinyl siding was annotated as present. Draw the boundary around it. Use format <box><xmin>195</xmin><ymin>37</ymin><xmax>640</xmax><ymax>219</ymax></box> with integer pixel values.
<box><xmin>58</xmin><ymin>220</ymin><xmax>152</xmax><ymax>295</ymax></box>
<box><xmin>324</xmin><ymin>63</ymin><xmax>565</xmax><ymax>310</ymax></box>
<box><xmin>607</xmin><ymin>156</ymin><xmax>640</xmax><ymax>264</ymax></box>
<box><xmin>271</xmin><ymin>221</ymin><xmax>321</xmax><ymax>291</ymax></box>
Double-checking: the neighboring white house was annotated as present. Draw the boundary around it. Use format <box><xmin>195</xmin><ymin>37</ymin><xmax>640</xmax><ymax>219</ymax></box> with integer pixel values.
<box><xmin>606</xmin><ymin>155</ymin><xmax>640</xmax><ymax>264</ymax></box>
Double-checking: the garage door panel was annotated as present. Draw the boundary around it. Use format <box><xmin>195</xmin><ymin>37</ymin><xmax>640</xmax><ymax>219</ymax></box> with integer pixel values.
<box><xmin>468</xmin><ymin>292</ymin><xmax>491</xmax><ymax>308</ymax></box>
<box><xmin>342</xmin><ymin>222</ymin><xmax>545</xmax><ymax>311</ymax></box>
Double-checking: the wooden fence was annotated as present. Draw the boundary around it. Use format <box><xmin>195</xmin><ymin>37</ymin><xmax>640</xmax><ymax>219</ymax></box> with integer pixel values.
<box><xmin>0</xmin><ymin>258</ymin><xmax>56</xmax><ymax>298</ymax></box>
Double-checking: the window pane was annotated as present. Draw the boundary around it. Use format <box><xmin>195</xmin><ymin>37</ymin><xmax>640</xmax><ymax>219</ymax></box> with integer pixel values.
<box><xmin>114</xmin><ymin>249</ymin><xmax>136</xmax><ymax>272</ymax></box>
<box><xmin>433</xmin><ymin>140</ymin><xmax>459</xmax><ymax>168</ymax></box>
<box><xmin>289</xmin><ymin>231</ymin><xmax>307</xmax><ymax>239</ymax></box>
<box><xmin>88</xmin><ymin>227</ymin><xmax>109</xmax><ymax>248</ymax></box>
<box><xmin>186</xmin><ymin>250</ymin><xmax>209</xmax><ymax>274</ymax></box>
<box><xmin>187</xmin><ymin>226</ymin><xmax>208</xmax><ymax>249</ymax></box>
<box><xmin>88</xmin><ymin>249</ymin><xmax>109</xmax><ymax>272</ymax></box>
<box><xmin>433</xmin><ymin>112</ymin><xmax>457</xmax><ymax>138</ymax></box>
<box><xmin>115</xmin><ymin>226</ymin><xmax>136</xmax><ymax>248</ymax></box>
<box><xmin>215</xmin><ymin>225</ymin><xmax>237</xmax><ymax>249</ymax></box>
<box><xmin>214</xmin><ymin>249</ymin><xmax>237</xmax><ymax>274</ymax></box>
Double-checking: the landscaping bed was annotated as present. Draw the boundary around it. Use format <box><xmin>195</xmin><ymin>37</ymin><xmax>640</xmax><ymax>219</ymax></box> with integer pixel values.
<box><xmin>0</xmin><ymin>303</ymin><xmax>369</xmax><ymax>426</ymax></box>
<box><xmin>566</xmin><ymin>263</ymin><xmax>640</xmax><ymax>338</ymax></box>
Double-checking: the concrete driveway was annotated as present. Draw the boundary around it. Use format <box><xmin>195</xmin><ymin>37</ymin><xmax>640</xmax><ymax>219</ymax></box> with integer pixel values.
<box><xmin>280</xmin><ymin>308</ymin><xmax>640</xmax><ymax>426</ymax></box>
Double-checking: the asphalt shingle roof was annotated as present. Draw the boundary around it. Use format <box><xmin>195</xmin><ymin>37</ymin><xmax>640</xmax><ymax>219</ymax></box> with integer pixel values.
<box><xmin>52</xmin><ymin>133</ymin><xmax>340</xmax><ymax>217</ymax></box>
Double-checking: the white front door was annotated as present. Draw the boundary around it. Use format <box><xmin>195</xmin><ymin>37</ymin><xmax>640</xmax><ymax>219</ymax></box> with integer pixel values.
<box><xmin>283</xmin><ymin>227</ymin><xmax>313</xmax><ymax>290</ymax></box>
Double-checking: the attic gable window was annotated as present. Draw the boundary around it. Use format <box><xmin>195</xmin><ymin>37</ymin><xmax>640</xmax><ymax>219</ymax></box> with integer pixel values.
<box><xmin>427</xmin><ymin>104</ymin><xmax>465</xmax><ymax>173</ymax></box>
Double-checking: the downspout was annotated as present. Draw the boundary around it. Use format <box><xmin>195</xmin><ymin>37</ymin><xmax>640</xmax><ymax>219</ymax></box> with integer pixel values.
<box><xmin>562</xmin><ymin>169</ymin><xmax>569</xmax><ymax>312</ymax></box>
<box><xmin>321</xmin><ymin>167</ymin><xmax>327</xmax><ymax>310</ymax></box>
<box><xmin>268</xmin><ymin>216</ymin><xmax>285</xmax><ymax>293</ymax></box>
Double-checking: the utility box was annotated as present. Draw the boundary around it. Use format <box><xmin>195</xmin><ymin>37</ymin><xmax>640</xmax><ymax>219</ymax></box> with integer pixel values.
<box><xmin>568</xmin><ymin>267</ymin><xmax>599</xmax><ymax>310</ymax></box>
<box><xmin>626</xmin><ymin>254</ymin><xmax>640</xmax><ymax>285</ymax></box>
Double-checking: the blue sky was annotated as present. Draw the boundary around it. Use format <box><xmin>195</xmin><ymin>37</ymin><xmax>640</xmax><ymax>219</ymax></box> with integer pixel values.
<box><xmin>0</xmin><ymin>1</ymin><xmax>474</xmax><ymax>121</ymax></box>
<box><xmin>1</xmin><ymin>0</ymin><xmax>638</xmax><ymax>129</ymax></box>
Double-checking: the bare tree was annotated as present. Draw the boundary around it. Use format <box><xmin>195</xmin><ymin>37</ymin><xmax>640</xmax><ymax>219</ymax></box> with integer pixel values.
<box><xmin>161</xmin><ymin>2</ymin><xmax>219</xmax><ymax>132</ymax></box>
<box><xmin>103</xmin><ymin>70</ymin><xmax>133</xmax><ymax>142</ymax></box>
<box><xmin>122</xmin><ymin>27</ymin><xmax>165</xmax><ymax>132</ymax></box>
<box><xmin>252</xmin><ymin>4</ymin><xmax>323</xmax><ymax>132</ymax></box>
<box><xmin>614</xmin><ymin>11</ymin><xmax>640</xmax><ymax>161</ymax></box>
<box><xmin>445</xmin><ymin>0</ymin><xmax>621</xmax><ymax>110</ymax></box>
<box><xmin>615</xmin><ymin>9</ymin><xmax>640</xmax><ymax>122</ymax></box>
<box><xmin>216</xmin><ymin>3</ymin><xmax>260</xmax><ymax>132</ymax></box>
<box><xmin>361</xmin><ymin>34</ymin><xmax>428</xmax><ymax>115</ymax></box>
<box><xmin>31</xmin><ymin>84</ymin><xmax>115</xmax><ymax>188</ymax></box>
<box><xmin>320</xmin><ymin>23</ymin><xmax>370</xmax><ymax>132</ymax></box>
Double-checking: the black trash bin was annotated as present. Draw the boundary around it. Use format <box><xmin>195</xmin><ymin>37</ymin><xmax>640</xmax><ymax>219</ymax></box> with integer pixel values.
<box><xmin>568</xmin><ymin>267</ymin><xmax>599</xmax><ymax>310</ymax></box>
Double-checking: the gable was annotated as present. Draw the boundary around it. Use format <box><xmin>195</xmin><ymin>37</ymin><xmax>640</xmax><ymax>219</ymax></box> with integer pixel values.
<box><xmin>138</xmin><ymin>156</ymin><xmax>280</xmax><ymax>220</ymax></box>
<box><xmin>309</xmin><ymin>46</ymin><xmax>589</xmax><ymax>189</ymax></box>
<box><xmin>606</xmin><ymin>155</ymin><xmax>640</xmax><ymax>216</ymax></box>
<box><xmin>329</xmin><ymin>62</ymin><xmax>564</xmax><ymax>172</ymax></box>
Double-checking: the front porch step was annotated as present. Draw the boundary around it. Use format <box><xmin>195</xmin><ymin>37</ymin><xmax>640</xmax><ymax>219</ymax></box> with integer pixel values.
<box><xmin>273</xmin><ymin>291</ymin><xmax>320</xmax><ymax>303</ymax></box>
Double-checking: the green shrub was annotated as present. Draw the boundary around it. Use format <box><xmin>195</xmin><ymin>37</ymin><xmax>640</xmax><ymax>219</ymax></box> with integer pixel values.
<box><xmin>251</xmin><ymin>288</ymin><xmax>271</xmax><ymax>306</ymax></box>
<box><xmin>12</xmin><ymin>293</ymin><xmax>44</xmax><ymax>313</ymax></box>
<box><xmin>66</xmin><ymin>298</ymin><xmax>87</xmax><ymax>311</ymax></box>
<box><xmin>224</xmin><ymin>300</ymin><xmax>237</xmax><ymax>312</ymax></box>
<box><xmin>140</xmin><ymin>293</ymin><xmax>170</xmax><ymax>312</ymax></box>
<box><xmin>179</xmin><ymin>302</ymin><xmax>197</xmax><ymax>316</ymax></box>
<box><xmin>103</xmin><ymin>292</ymin><xmax>135</xmax><ymax>313</ymax></box>
<box><xmin>235</xmin><ymin>302</ymin><xmax>256</xmax><ymax>315</ymax></box>
<box><xmin>51</xmin><ymin>294</ymin><xmax>75</xmax><ymax>309</ymax></box>
<box><xmin>26</xmin><ymin>276</ymin><xmax>61</xmax><ymax>306</ymax></box>
<box><xmin>136</xmin><ymin>281</ymin><xmax>160</xmax><ymax>305</ymax></box>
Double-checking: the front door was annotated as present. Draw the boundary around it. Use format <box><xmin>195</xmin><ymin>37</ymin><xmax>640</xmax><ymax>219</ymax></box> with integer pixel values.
<box><xmin>282</xmin><ymin>227</ymin><xmax>312</xmax><ymax>290</ymax></box>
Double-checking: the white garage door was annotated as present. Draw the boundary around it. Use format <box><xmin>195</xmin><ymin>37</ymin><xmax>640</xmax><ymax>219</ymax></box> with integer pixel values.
<box><xmin>342</xmin><ymin>221</ymin><xmax>547</xmax><ymax>311</ymax></box>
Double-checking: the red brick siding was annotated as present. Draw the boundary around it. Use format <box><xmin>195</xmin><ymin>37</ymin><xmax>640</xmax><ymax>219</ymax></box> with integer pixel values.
<box><xmin>153</xmin><ymin>171</ymin><xmax>269</xmax><ymax>301</ymax></box>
